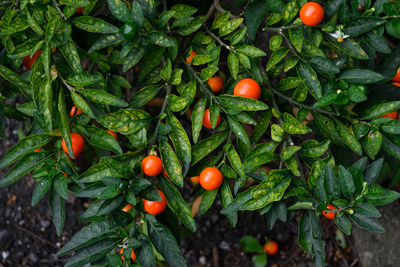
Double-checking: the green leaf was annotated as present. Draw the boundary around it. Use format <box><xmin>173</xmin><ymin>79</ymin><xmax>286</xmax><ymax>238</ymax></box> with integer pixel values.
<box><xmin>54</xmin><ymin>173</ymin><xmax>69</xmax><ymax>200</ymax></box>
<box><xmin>0</xmin><ymin>65</ymin><xmax>31</xmax><ymax>99</ymax></box>
<box><xmin>160</xmin><ymin>59</ymin><xmax>172</xmax><ymax>81</ymax></box>
<box><xmin>191</xmin><ymin>98</ymin><xmax>206</xmax><ymax>144</ymax></box>
<box><xmin>136</xmin><ymin>232</ymin><xmax>156</xmax><ymax>267</ymax></box>
<box><xmin>324</xmin><ymin>165</ymin><xmax>341</xmax><ymax>201</ymax></box>
<box><xmin>72</xmin><ymin>16</ymin><xmax>119</xmax><ymax>33</ymax></box>
<box><xmin>381</xmin><ymin>120</ymin><xmax>400</xmax><ymax>134</ymax></box>
<box><xmin>335</xmin><ymin>119</ymin><xmax>362</xmax><ymax>155</ymax></box>
<box><xmin>160</xmin><ymin>141</ymin><xmax>183</xmax><ymax>187</ymax></box>
<box><xmin>361</xmin><ymin>129</ymin><xmax>382</xmax><ymax>159</ymax></box>
<box><xmin>67</xmin><ymin>73</ymin><xmax>101</xmax><ymax>87</ymax></box>
<box><xmin>338</xmin><ymin>68</ymin><xmax>385</xmax><ymax>84</ymax></box>
<box><xmin>227</xmin><ymin>115</ymin><xmax>251</xmax><ymax>145</ymax></box>
<box><xmin>271</xmin><ymin>124</ymin><xmax>284</xmax><ymax>142</ymax></box>
<box><xmin>145</xmin><ymin>214</ymin><xmax>187</xmax><ymax>267</ymax></box>
<box><xmin>244</xmin><ymin>0</ymin><xmax>268</xmax><ymax>40</ymax></box>
<box><xmin>198</xmin><ymin>189</ymin><xmax>218</xmax><ymax>216</ymax></box>
<box><xmin>269</xmin><ymin>34</ymin><xmax>283</xmax><ymax>51</ymax></box>
<box><xmin>0</xmin><ymin>134</ymin><xmax>53</xmax><ymax>170</ymax></box>
<box><xmin>325</xmin><ymin>34</ymin><xmax>369</xmax><ymax>60</ymax></box>
<box><xmin>240</xmin><ymin>170</ymin><xmax>292</xmax><ymax>210</ymax></box>
<box><xmin>349</xmin><ymin>213</ymin><xmax>385</xmax><ymax>233</ymax></box>
<box><xmin>281</xmin><ymin>146</ymin><xmax>301</xmax><ymax>161</ymax></box>
<box><xmin>265</xmin><ymin>47</ymin><xmax>289</xmax><ymax>71</ymax></box>
<box><xmin>76</xmin><ymin>125</ymin><xmax>122</xmax><ymax>154</ymax></box>
<box><xmin>361</xmin><ymin>101</ymin><xmax>400</xmax><ymax>120</ymax></box>
<box><xmin>313</xmin><ymin>112</ymin><xmax>343</xmax><ymax>145</ymax></box>
<box><xmin>354</xmin><ymin>202</ymin><xmax>381</xmax><ymax>218</ymax></box>
<box><xmin>282</xmin><ymin>0</ymin><xmax>299</xmax><ymax>24</ymax></box>
<box><xmin>191</xmin><ymin>131</ymin><xmax>229</xmax><ymax>165</ymax></box>
<box><xmin>49</xmin><ymin>186</ymin><xmax>65</xmax><ymax>237</ymax></box>
<box><xmin>59</xmin><ymin>39</ymin><xmax>83</xmax><ymax>73</ymax></box>
<box><xmin>278</xmin><ymin>77</ymin><xmax>302</xmax><ymax>91</ymax></box>
<box><xmin>71</xmin><ymin>92</ymin><xmax>95</xmax><ymax>118</ymax></box>
<box><xmin>219</xmin><ymin>18</ymin><xmax>243</xmax><ymax>36</ymax></box>
<box><xmin>220</xmin><ymin>180</ymin><xmax>238</xmax><ymax>226</ymax></box>
<box><xmin>96</xmin><ymin>109</ymin><xmax>151</xmax><ymax>135</ymax></box>
<box><xmin>251</xmin><ymin>108</ymin><xmax>272</xmax><ymax>143</ymax></box>
<box><xmin>108</xmin><ymin>0</ymin><xmax>132</xmax><ymax>23</ymax></box>
<box><xmin>148</xmin><ymin>31</ymin><xmax>175</xmax><ymax>47</ymax></box>
<box><xmin>158</xmin><ymin>177</ymin><xmax>196</xmax><ymax>232</ymax></box>
<box><xmin>297</xmin><ymin>62</ymin><xmax>322</xmax><ymax>99</ymax></box>
<box><xmin>78</xmin><ymin>89</ymin><xmax>128</xmax><ymax>107</ymax></box>
<box><xmin>123</xmin><ymin>46</ymin><xmax>146</xmax><ymax>72</ymax></box>
<box><xmin>301</xmin><ymin>140</ymin><xmax>330</xmax><ymax>158</ymax></box>
<box><xmin>31</xmin><ymin>177</ymin><xmax>52</xmax><ymax>207</ymax></box>
<box><xmin>334</xmin><ymin>215</ymin><xmax>352</xmax><ymax>236</ymax></box>
<box><xmin>282</xmin><ymin>113</ymin><xmax>311</xmax><ymax>134</ymax></box>
<box><xmin>89</xmin><ymin>33</ymin><xmax>124</xmax><ymax>53</ymax></box>
<box><xmin>58</xmin><ymin>90</ymin><xmax>74</xmax><ymax>158</ymax></box>
<box><xmin>365</xmin><ymin>185</ymin><xmax>400</xmax><ymax>206</ymax></box>
<box><xmin>240</xmin><ymin>236</ymin><xmax>263</xmax><ymax>253</ymax></box>
<box><xmin>338</xmin><ymin>165</ymin><xmax>355</xmax><ymax>200</ymax></box>
<box><xmin>217</xmin><ymin>95</ymin><xmax>268</xmax><ymax>111</ymax></box>
<box><xmin>298</xmin><ymin>210</ymin><xmax>325</xmax><ymax>266</ymax></box>
<box><xmin>56</xmin><ymin>221</ymin><xmax>118</xmax><ymax>256</ymax></box>
<box><xmin>382</xmin><ymin>135</ymin><xmax>400</xmax><ymax>160</ymax></box>
<box><xmin>200</xmin><ymin>66</ymin><xmax>219</xmax><ymax>81</ymax></box>
<box><xmin>227</xmin><ymin>145</ymin><xmax>245</xmax><ymax>179</ymax></box>
<box><xmin>64</xmin><ymin>238</ymin><xmax>121</xmax><ymax>267</ymax></box>
<box><xmin>289</xmin><ymin>27</ymin><xmax>303</xmax><ymax>52</ymax></box>
<box><xmin>167</xmin><ymin>110</ymin><xmax>191</xmax><ymax>176</ymax></box>
<box><xmin>308</xmin><ymin>57</ymin><xmax>340</xmax><ymax>74</ymax></box>
<box><xmin>364</xmin><ymin>158</ymin><xmax>384</xmax><ymax>185</ymax></box>
<box><xmin>236</xmin><ymin>44</ymin><xmax>266</xmax><ymax>57</ymax></box>
<box><xmin>348</xmin><ymin>84</ymin><xmax>367</xmax><ymax>103</ymax></box>
<box><xmin>129</xmin><ymin>85</ymin><xmax>163</xmax><ymax>108</ymax></box>
<box><xmin>344</xmin><ymin>17</ymin><xmax>386</xmax><ymax>36</ymax></box>
<box><xmin>227</xmin><ymin>52</ymin><xmax>239</xmax><ymax>80</ymax></box>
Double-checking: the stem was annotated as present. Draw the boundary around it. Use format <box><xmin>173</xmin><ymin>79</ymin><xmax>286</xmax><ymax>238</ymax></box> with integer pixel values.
<box><xmin>262</xmin><ymin>24</ymin><xmax>304</xmax><ymax>32</ymax></box>
<box><xmin>202</xmin><ymin>2</ymin><xmax>216</xmax><ymax>26</ymax></box>
<box><xmin>205</xmin><ymin>28</ymin><xmax>234</xmax><ymax>51</ymax></box>
<box><xmin>53</xmin><ymin>0</ymin><xmax>66</xmax><ymax>20</ymax></box>
<box><xmin>184</xmin><ymin>62</ymin><xmax>215</xmax><ymax>100</ymax></box>
<box><xmin>149</xmin><ymin>84</ymin><xmax>171</xmax><ymax>147</ymax></box>
<box><xmin>59</xmin><ymin>75</ymin><xmax>75</xmax><ymax>91</ymax></box>
<box><xmin>280</xmin><ymin>32</ymin><xmax>304</xmax><ymax>62</ymax></box>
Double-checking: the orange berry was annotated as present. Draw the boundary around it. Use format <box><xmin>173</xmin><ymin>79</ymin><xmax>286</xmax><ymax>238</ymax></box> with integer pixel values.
<box><xmin>23</xmin><ymin>49</ymin><xmax>41</xmax><ymax>70</ymax></box>
<box><xmin>61</xmin><ymin>171</ymin><xmax>69</xmax><ymax>178</ymax></box>
<box><xmin>34</xmin><ymin>148</ymin><xmax>41</xmax><ymax>152</ymax></box>
<box><xmin>61</xmin><ymin>132</ymin><xmax>85</xmax><ymax>159</ymax></box>
<box><xmin>122</xmin><ymin>204</ymin><xmax>133</xmax><ymax>212</ymax></box>
<box><xmin>189</xmin><ymin>176</ymin><xmax>200</xmax><ymax>186</ymax></box>
<box><xmin>76</xmin><ymin>7</ymin><xmax>83</xmax><ymax>14</ymax></box>
<box><xmin>392</xmin><ymin>66</ymin><xmax>400</xmax><ymax>82</ymax></box>
<box><xmin>263</xmin><ymin>240</ymin><xmax>279</xmax><ymax>255</ymax></box>
<box><xmin>300</xmin><ymin>2</ymin><xmax>324</xmax><ymax>27</ymax></box>
<box><xmin>202</xmin><ymin>109</ymin><xmax>221</xmax><ymax>129</ymax></box>
<box><xmin>120</xmin><ymin>248</ymin><xmax>136</xmax><ymax>261</ymax></box>
<box><xmin>142</xmin><ymin>155</ymin><xmax>163</xmax><ymax>176</ymax></box>
<box><xmin>322</xmin><ymin>204</ymin><xmax>337</xmax><ymax>220</ymax></box>
<box><xmin>233</xmin><ymin>78</ymin><xmax>261</xmax><ymax>100</ymax></box>
<box><xmin>199</xmin><ymin>167</ymin><xmax>223</xmax><ymax>190</ymax></box>
<box><xmin>70</xmin><ymin>106</ymin><xmax>83</xmax><ymax>117</ymax></box>
<box><xmin>186</xmin><ymin>50</ymin><xmax>197</xmax><ymax>64</ymax></box>
<box><xmin>207</xmin><ymin>76</ymin><xmax>224</xmax><ymax>93</ymax></box>
<box><xmin>382</xmin><ymin>111</ymin><xmax>398</xmax><ymax>120</ymax></box>
<box><xmin>143</xmin><ymin>189</ymin><xmax>167</xmax><ymax>215</ymax></box>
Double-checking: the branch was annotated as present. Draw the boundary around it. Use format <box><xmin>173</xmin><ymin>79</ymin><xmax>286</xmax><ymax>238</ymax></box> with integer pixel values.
<box><xmin>205</xmin><ymin>28</ymin><xmax>234</xmax><ymax>51</ymax></box>
<box><xmin>280</xmin><ymin>32</ymin><xmax>305</xmax><ymax>62</ymax></box>
<box><xmin>184</xmin><ymin>62</ymin><xmax>215</xmax><ymax>100</ymax></box>
<box><xmin>262</xmin><ymin>24</ymin><xmax>304</xmax><ymax>32</ymax></box>
<box><xmin>53</xmin><ymin>0</ymin><xmax>66</xmax><ymax>20</ymax></box>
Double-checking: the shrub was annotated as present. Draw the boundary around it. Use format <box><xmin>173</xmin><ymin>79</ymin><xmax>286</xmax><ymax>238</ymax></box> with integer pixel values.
<box><xmin>1</xmin><ymin>0</ymin><xmax>400</xmax><ymax>266</ymax></box>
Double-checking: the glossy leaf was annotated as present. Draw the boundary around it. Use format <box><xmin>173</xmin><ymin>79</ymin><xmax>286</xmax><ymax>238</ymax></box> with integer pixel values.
<box><xmin>96</xmin><ymin>109</ymin><xmax>151</xmax><ymax>135</ymax></box>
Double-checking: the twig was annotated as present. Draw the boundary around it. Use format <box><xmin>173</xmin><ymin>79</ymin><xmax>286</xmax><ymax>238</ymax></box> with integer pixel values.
<box><xmin>262</xmin><ymin>24</ymin><xmax>304</xmax><ymax>32</ymax></box>
<box><xmin>202</xmin><ymin>2</ymin><xmax>216</xmax><ymax>26</ymax></box>
<box><xmin>205</xmin><ymin>28</ymin><xmax>234</xmax><ymax>51</ymax></box>
<box><xmin>14</xmin><ymin>224</ymin><xmax>59</xmax><ymax>249</ymax></box>
<box><xmin>184</xmin><ymin>62</ymin><xmax>215</xmax><ymax>100</ymax></box>
<box><xmin>52</xmin><ymin>0</ymin><xmax>66</xmax><ymax>20</ymax></box>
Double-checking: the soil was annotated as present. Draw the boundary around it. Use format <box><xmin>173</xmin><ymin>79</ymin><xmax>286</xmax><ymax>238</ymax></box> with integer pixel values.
<box><xmin>0</xmin><ymin>121</ymin><xmax>359</xmax><ymax>267</ymax></box>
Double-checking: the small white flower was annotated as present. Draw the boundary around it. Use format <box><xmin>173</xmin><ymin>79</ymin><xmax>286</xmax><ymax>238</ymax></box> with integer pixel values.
<box><xmin>330</xmin><ymin>30</ymin><xmax>350</xmax><ymax>43</ymax></box>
